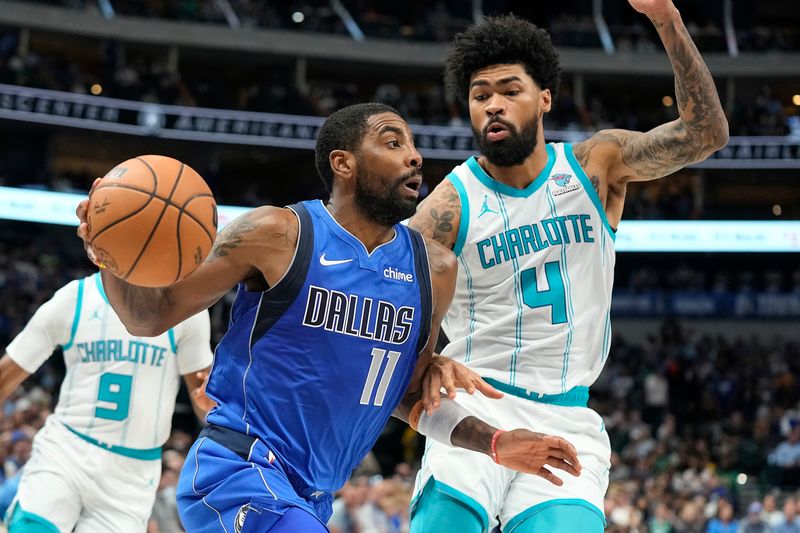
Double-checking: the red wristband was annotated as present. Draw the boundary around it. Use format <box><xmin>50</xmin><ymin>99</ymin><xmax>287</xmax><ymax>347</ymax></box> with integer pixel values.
<box><xmin>490</xmin><ymin>429</ymin><xmax>505</xmax><ymax>464</ymax></box>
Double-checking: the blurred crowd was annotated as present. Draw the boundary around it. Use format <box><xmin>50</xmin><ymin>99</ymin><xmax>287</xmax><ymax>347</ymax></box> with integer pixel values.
<box><xmin>0</xmin><ymin>28</ymin><xmax>792</xmax><ymax>135</ymax></box>
<box><xmin>22</xmin><ymin>0</ymin><xmax>800</xmax><ymax>51</ymax></box>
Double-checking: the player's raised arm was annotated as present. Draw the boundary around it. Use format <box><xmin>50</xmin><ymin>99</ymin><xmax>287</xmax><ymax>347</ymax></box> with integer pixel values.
<box><xmin>407</xmin><ymin>178</ymin><xmax>461</xmax><ymax>250</ymax></box>
<box><xmin>573</xmin><ymin>0</ymin><xmax>728</xmax><ymax>189</ymax></box>
<box><xmin>393</xmin><ymin>237</ymin><xmax>581</xmax><ymax>485</ymax></box>
<box><xmin>76</xmin><ymin>200</ymin><xmax>298</xmax><ymax>336</ymax></box>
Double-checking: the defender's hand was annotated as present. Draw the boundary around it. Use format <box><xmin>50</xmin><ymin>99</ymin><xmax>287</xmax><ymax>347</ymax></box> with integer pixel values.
<box><xmin>76</xmin><ymin>178</ymin><xmax>103</xmax><ymax>267</ymax></box>
<box><xmin>422</xmin><ymin>355</ymin><xmax>503</xmax><ymax>414</ymax></box>
<box><xmin>192</xmin><ymin>370</ymin><xmax>217</xmax><ymax>412</ymax></box>
<box><xmin>628</xmin><ymin>0</ymin><xmax>677</xmax><ymax>23</ymax></box>
<box><xmin>495</xmin><ymin>430</ymin><xmax>582</xmax><ymax>486</ymax></box>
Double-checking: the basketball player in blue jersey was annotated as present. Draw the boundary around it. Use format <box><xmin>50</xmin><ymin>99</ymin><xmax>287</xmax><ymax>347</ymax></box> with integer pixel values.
<box><xmin>408</xmin><ymin>1</ymin><xmax>728</xmax><ymax>532</ymax></box>
<box><xmin>75</xmin><ymin>103</ymin><xmax>583</xmax><ymax>532</ymax></box>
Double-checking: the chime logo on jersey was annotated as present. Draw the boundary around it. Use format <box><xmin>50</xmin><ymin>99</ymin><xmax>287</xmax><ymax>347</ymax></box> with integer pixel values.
<box><xmin>302</xmin><ymin>286</ymin><xmax>415</xmax><ymax>345</ymax></box>
<box><xmin>550</xmin><ymin>173</ymin><xmax>581</xmax><ymax>196</ymax></box>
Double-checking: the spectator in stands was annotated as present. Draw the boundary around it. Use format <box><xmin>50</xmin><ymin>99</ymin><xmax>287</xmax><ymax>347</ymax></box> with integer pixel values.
<box><xmin>740</xmin><ymin>501</ymin><xmax>768</xmax><ymax>533</ymax></box>
<box><xmin>705</xmin><ymin>499</ymin><xmax>737</xmax><ymax>533</ymax></box>
<box><xmin>775</xmin><ymin>497</ymin><xmax>800</xmax><ymax>533</ymax></box>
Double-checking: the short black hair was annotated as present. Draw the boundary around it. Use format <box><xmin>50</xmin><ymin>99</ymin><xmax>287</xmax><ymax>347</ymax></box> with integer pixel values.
<box><xmin>445</xmin><ymin>14</ymin><xmax>561</xmax><ymax>103</ymax></box>
<box><xmin>315</xmin><ymin>102</ymin><xmax>401</xmax><ymax>193</ymax></box>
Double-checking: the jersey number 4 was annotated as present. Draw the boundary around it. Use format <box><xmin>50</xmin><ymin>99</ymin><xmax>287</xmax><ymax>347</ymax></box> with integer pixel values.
<box><xmin>95</xmin><ymin>372</ymin><xmax>133</xmax><ymax>421</ymax></box>
<box><xmin>520</xmin><ymin>261</ymin><xmax>567</xmax><ymax>324</ymax></box>
<box><xmin>360</xmin><ymin>348</ymin><xmax>401</xmax><ymax>407</ymax></box>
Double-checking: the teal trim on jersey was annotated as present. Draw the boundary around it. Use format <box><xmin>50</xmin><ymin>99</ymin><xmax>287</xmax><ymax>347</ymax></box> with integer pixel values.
<box><xmin>459</xmin><ymin>255</ymin><xmax>477</xmax><ymax>362</ymax></box>
<box><xmin>447</xmin><ymin>172</ymin><xmax>470</xmax><ymax>257</ymax></box>
<box><xmin>167</xmin><ymin>328</ymin><xmax>177</xmax><ymax>353</ymax></box>
<box><xmin>601</xmin><ymin>309</ymin><xmax>611</xmax><ymax>363</ymax></box>
<box><xmin>545</xmin><ymin>185</ymin><xmax>575</xmax><ymax>393</ymax></box>
<box><xmin>8</xmin><ymin>502</ymin><xmax>61</xmax><ymax>533</ymax></box>
<box><xmin>465</xmin><ymin>144</ymin><xmax>556</xmax><ymax>198</ymax></box>
<box><xmin>94</xmin><ymin>272</ymin><xmax>109</xmax><ymax>303</ymax></box>
<box><xmin>505</xmin><ymin>499</ymin><xmax>606</xmax><ymax>532</ymax></box>
<box><xmin>64</xmin><ymin>424</ymin><xmax>161</xmax><ymax>460</ymax></box>
<box><xmin>494</xmin><ymin>192</ymin><xmax>524</xmax><ymax>385</ymax></box>
<box><xmin>61</xmin><ymin>278</ymin><xmax>85</xmax><ymax>351</ymax></box>
<box><xmin>563</xmin><ymin>143</ymin><xmax>617</xmax><ymax>241</ymax></box>
<box><xmin>410</xmin><ymin>477</ymin><xmax>489</xmax><ymax>533</ymax></box>
<box><xmin>483</xmin><ymin>378</ymin><xmax>589</xmax><ymax>407</ymax></box>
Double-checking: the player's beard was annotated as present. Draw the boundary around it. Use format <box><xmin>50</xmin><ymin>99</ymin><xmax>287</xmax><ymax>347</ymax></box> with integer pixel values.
<box><xmin>354</xmin><ymin>167</ymin><xmax>420</xmax><ymax>227</ymax></box>
<box><xmin>473</xmin><ymin>116</ymin><xmax>539</xmax><ymax>167</ymax></box>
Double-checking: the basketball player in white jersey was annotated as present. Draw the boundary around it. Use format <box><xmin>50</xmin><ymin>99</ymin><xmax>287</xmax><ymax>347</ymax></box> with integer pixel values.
<box><xmin>408</xmin><ymin>1</ymin><xmax>728</xmax><ymax>531</ymax></box>
<box><xmin>0</xmin><ymin>272</ymin><xmax>213</xmax><ymax>532</ymax></box>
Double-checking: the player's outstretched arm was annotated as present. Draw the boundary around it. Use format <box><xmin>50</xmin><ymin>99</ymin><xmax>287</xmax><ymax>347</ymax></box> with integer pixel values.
<box><xmin>573</xmin><ymin>0</ymin><xmax>728</xmax><ymax>187</ymax></box>
<box><xmin>77</xmin><ymin>197</ymin><xmax>299</xmax><ymax>336</ymax></box>
<box><xmin>407</xmin><ymin>179</ymin><xmax>461</xmax><ymax>250</ymax></box>
<box><xmin>393</xmin><ymin>237</ymin><xmax>581</xmax><ymax>485</ymax></box>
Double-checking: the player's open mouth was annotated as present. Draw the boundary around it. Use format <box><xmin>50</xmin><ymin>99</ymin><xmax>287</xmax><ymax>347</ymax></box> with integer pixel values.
<box><xmin>402</xmin><ymin>175</ymin><xmax>422</xmax><ymax>196</ymax></box>
<box><xmin>486</xmin><ymin>123</ymin><xmax>509</xmax><ymax>141</ymax></box>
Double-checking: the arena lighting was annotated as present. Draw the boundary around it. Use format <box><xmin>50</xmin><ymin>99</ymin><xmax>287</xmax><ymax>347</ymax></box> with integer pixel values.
<box><xmin>1</xmin><ymin>186</ymin><xmax>799</xmax><ymax>253</ymax></box>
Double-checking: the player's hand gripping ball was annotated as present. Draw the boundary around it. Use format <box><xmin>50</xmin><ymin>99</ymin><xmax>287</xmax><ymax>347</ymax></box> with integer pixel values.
<box><xmin>86</xmin><ymin>155</ymin><xmax>218</xmax><ymax>287</ymax></box>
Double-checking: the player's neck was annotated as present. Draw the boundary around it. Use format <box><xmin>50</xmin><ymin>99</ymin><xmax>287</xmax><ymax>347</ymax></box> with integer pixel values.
<box><xmin>477</xmin><ymin>140</ymin><xmax>550</xmax><ymax>190</ymax></box>
<box><xmin>325</xmin><ymin>199</ymin><xmax>396</xmax><ymax>253</ymax></box>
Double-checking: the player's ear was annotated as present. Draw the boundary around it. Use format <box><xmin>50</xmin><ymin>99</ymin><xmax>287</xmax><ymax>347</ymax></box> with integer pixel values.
<box><xmin>540</xmin><ymin>88</ymin><xmax>552</xmax><ymax>114</ymax></box>
<box><xmin>329</xmin><ymin>149</ymin><xmax>356</xmax><ymax>184</ymax></box>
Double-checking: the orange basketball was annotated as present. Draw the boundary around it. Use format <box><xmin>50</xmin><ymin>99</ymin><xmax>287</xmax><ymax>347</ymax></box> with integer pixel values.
<box><xmin>87</xmin><ymin>155</ymin><xmax>218</xmax><ymax>288</ymax></box>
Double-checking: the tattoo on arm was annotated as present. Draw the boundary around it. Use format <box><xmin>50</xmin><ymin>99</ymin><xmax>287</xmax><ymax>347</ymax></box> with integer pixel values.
<box><xmin>409</xmin><ymin>182</ymin><xmax>460</xmax><ymax>249</ymax></box>
<box><xmin>430</xmin><ymin>208</ymin><xmax>454</xmax><ymax>243</ymax></box>
<box><xmin>578</xmin><ymin>11</ymin><xmax>728</xmax><ymax>183</ymax></box>
<box><xmin>206</xmin><ymin>213</ymin><xmax>260</xmax><ymax>262</ymax></box>
<box><xmin>590</xmin><ymin>175</ymin><xmax>601</xmax><ymax>196</ymax></box>
<box><xmin>451</xmin><ymin>416</ymin><xmax>495</xmax><ymax>455</ymax></box>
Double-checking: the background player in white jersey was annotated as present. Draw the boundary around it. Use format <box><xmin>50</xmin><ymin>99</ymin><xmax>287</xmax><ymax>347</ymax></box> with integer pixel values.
<box><xmin>408</xmin><ymin>0</ymin><xmax>729</xmax><ymax>531</ymax></box>
<box><xmin>0</xmin><ymin>272</ymin><xmax>213</xmax><ymax>532</ymax></box>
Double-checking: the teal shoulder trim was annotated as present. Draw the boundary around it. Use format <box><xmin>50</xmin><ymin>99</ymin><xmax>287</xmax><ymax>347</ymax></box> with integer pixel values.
<box><xmin>506</xmin><ymin>498</ymin><xmax>607</xmax><ymax>532</ymax></box>
<box><xmin>410</xmin><ymin>477</ymin><xmax>489</xmax><ymax>533</ymax></box>
<box><xmin>446</xmin><ymin>172</ymin><xmax>470</xmax><ymax>257</ymax></box>
<box><xmin>167</xmin><ymin>329</ymin><xmax>177</xmax><ymax>354</ymax></box>
<box><xmin>483</xmin><ymin>378</ymin><xmax>589</xmax><ymax>407</ymax></box>
<box><xmin>94</xmin><ymin>272</ymin><xmax>109</xmax><ymax>304</ymax></box>
<box><xmin>64</xmin><ymin>424</ymin><xmax>161</xmax><ymax>460</ymax></box>
<box><xmin>61</xmin><ymin>278</ymin><xmax>85</xmax><ymax>351</ymax></box>
<box><xmin>466</xmin><ymin>144</ymin><xmax>556</xmax><ymax>198</ymax></box>
<box><xmin>8</xmin><ymin>502</ymin><xmax>61</xmax><ymax>533</ymax></box>
<box><xmin>563</xmin><ymin>143</ymin><xmax>617</xmax><ymax>241</ymax></box>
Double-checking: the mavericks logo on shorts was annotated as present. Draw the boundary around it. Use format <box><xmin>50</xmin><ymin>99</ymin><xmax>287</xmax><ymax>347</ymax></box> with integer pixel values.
<box><xmin>234</xmin><ymin>503</ymin><xmax>250</xmax><ymax>533</ymax></box>
<box><xmin>550</xmin><ymin>173</ymin><xmax>581</xmax><ymax>196</ymax></box>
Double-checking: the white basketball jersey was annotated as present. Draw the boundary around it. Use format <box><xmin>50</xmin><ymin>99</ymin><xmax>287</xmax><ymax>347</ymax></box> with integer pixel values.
<box><xmin>6</xmin><ymin>273</ymin><xmax>212</xmax><ymax>452</ymax></box>
<box><xmin>442</xmin><ymin>143</ymin><xmax>616</xmax><ymax>394</ymax></box>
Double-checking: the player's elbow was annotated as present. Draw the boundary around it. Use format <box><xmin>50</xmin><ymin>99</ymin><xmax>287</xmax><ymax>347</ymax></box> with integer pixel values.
<box><xmin>708</xmin><ymin>118</ymin><xmax>729</xmax><ymax>152</ymax></box>
<box><xmin>703</xmin><ymin>113</ymin><xmax>729</xmax><ymax>153</ymax></box>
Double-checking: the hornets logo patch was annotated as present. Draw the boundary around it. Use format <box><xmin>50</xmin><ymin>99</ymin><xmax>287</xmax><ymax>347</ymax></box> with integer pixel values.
<box><xmin>550</xmin><ymin>173</ymin><xmax>581</xmax><ymax>196</ymax></box>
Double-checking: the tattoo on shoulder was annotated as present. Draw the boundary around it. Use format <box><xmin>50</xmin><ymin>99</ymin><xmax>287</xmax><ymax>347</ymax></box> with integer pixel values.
<box><xmin>590</xmin><ymin>175</ymin><xmax>600</xmax><ymax>196</ymax></box>
<box><xmin>206</xmin><ymin>212</ymin><xmax>260</xmax><ymax>262</ymax></box>
<box><xmin>430</xmin><ymin>208</ymin><xmax>454</xmax><ymax>243</ymax></box>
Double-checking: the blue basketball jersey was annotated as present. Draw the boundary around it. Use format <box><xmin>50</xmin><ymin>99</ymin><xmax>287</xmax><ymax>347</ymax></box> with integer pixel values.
<box><xmin>206</xmin><ymin>200</ymin><xmax>432</xmax><ymax>494</ymax></box>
